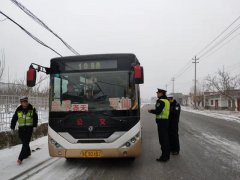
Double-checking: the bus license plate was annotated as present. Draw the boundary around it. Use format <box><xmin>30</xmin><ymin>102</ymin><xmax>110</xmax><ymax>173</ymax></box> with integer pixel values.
<box><xmin>80</xmin><ymin>150</ymin><xmax>102</xmax><ymax>158</ymax></box>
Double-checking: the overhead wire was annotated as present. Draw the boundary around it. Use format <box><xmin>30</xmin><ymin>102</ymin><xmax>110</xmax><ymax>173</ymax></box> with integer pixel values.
<box><xmin>196</xmin><ymin>15</ymin><xmax>240</xmax><ymax>57</ymax></box>
<box><xmin>166</xmin><ymin>59</ymin><xmax>193</xmax><ymax>93</ymax></box>
<box><xmin>169</xmin><ymin>15</ymin><xmax>240</xmax><ymax>93</ymax></box>
<box><xmin>198</xmin><ymin>23</ymin><xmax>240</xmax><ymax>59</ymax></box>
<box><xmin>200</xmin><ymin>32</ymin><xmax>240</xmax><ymax>61</ymax></box>
<box><xmin>0</xmin><ymin>10</ymin><xmax>62</xmax><ymax>57</ymax></box>
<box><xmin>171</xmin><ymin>58</ymin><xmax>193</xmax><ymax>81</ymax></box>
<box><xmin>174</xmin><ymin>63</ymin><xmax>193</xmax><ymax>80</ymax></box>
<box><xmin>10</xmin><ymin>0</ymin><xmax>80</xmax><ymax>55</ymax></box>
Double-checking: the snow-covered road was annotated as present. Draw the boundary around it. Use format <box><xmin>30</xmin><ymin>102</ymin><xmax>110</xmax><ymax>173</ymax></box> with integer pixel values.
<box><xmin>0</xmin><ymin>106</ymin><xmax>240</xmax><ymax>180</ymax></box>
<box><xmin>0</xmin><ymin>136</ymin><xmax>50</xmax><ymax>180</ymax></box>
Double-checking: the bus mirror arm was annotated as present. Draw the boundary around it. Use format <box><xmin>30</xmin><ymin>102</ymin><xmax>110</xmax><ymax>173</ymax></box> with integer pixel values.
<box><xmin>29</xmin><ymin>63</ymin><xmax>50</xmax><ymax>74</ymax></box>
<box><xmin>26</xmin><ymin>63</ymin><xmax>50</xmax><ymax>87</ymax></box>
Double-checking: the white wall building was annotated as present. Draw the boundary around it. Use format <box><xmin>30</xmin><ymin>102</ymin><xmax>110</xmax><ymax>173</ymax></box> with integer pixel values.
<box><xmin>204</xmin><ymin>90</ymin><xmax>240</xmax><ymax>111</ymax></box>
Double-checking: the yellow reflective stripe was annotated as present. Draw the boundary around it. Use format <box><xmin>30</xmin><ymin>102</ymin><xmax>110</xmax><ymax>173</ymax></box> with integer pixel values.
<box><xmin>17</xmin><ymin>110</ymin><xmax>34</xmax><ymax>126</ymax></box>
<box><xmin>19</xmin><ymin>123</ymin><xmax>33</xmax><ymax>126</ymax></box>
<box><xmin>156</xmin><ymin>99</ymin><xmax>170</xmax><ymax>120</ymax></box>
<box><xmin>17</xmin><ymin>112</ymin><xmax>23</xmax><ymax>117</ymax></box>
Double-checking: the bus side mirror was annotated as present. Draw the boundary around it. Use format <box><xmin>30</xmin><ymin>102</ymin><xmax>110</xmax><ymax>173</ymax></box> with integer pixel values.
<box><xmin>134</xmin><ymin>65</ymin><xmax>144</xmax><ymax>84</ymax></box>
<box><xmin>27</xmin><ymin>66</ymin><xmax>37</xmax><ymax>87</ymax></box>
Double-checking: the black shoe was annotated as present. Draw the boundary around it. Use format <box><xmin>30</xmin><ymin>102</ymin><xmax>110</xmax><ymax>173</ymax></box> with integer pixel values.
<box><xmin>171</xmin><ymin>152</ymin><xmax>179</xmax><ymax>155</ymax></box>
<box><xmin>156</xmin><ymin>156</ymin><xmax>169</xmax><ymax>162</ymax></box>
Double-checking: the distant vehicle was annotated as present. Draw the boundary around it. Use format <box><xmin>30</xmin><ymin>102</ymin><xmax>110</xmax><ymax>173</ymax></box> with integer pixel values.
<box><xmin>27</xmin><ymin>54</ymin><xmax>144</xmax><ymax>159</ymax></box>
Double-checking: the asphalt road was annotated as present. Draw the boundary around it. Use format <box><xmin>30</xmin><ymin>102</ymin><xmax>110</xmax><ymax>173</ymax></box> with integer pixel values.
<box><xmin>27</xmin><ymin>105</ymin><xmax>240</xmax><ymax>180</ymax></box>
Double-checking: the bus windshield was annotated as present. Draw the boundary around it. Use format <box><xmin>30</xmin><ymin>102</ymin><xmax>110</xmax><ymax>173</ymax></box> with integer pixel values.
<box><xmin>51</xmin><ymin>71</ymin><xmax>136</xmax><ymax>112</ymax></box>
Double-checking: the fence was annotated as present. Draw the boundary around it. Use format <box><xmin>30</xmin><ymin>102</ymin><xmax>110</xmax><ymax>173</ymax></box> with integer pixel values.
<box><xmin>0</xmin><ymin>95</ymin><xmax>49</xmax><ymax>132</ymax></box>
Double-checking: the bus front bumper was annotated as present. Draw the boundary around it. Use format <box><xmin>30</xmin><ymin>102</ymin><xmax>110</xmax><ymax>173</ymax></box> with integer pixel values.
<box><xmin>48</xmin><ymin>139</ymin><xmax>141</xmax><ymax>158</ymax></box>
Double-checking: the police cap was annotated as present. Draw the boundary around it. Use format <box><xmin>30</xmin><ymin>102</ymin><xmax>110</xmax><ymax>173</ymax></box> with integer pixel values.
<box><xmin>156</xmin><ymin>88</ymin><xmax>167</xmax><ymax>93</ymax></box>
<box><xmin>20</xmin><ymin>96</ymin><xmax>28</xmax><ymax>102</ymax></box>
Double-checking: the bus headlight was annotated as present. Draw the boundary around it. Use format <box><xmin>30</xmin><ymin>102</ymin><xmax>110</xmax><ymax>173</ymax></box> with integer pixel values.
<box><xmin>49</xmin><ymin>138</ymin><xmax>62</xmax><ymax>149</ymax></box>
<box><xmin>55</xmin><ymin>143</ymin><xmax>61</xmax><ymax>148</ymax></box>
<box><xmin>125</xmin><ymin>142</ymin><xmax>131</xmax><ymax>147</ymax></box>
<box><xmin>121</xmin><ymin>131</ymin><xmax>140</xmax><ymax>148</ymax></box>
<box><xmin>135</xmin><ymin>132</ymin><xmax>140</xmax><ymax>138</ymax></box>
<box><xmin>50</xmin><ymin>139</ymin><xmax>55</xmax><ymax>144</ymax></box>
<box><xmin>131</xmin><ymin>137</ymin><xmax>136</xmax><ymax>143</ymax></box>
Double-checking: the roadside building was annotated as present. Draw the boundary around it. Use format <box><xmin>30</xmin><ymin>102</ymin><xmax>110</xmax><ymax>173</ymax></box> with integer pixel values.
<box><xmin>203</xmin><ymin>90</ymin><xmax>240</xmax><ymax>111</ymax></box>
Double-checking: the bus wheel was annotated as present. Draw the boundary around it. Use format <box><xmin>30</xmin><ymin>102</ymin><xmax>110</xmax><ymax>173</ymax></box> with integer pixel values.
<box><xmin>66</xmin><ymin>158</ymin><xmax>74</xmax><ymax>161</ymax></box>
<box><xmin>127</xmin><ymin>157</ymin><xmax>135</xmax><ymax>162</ymax></box>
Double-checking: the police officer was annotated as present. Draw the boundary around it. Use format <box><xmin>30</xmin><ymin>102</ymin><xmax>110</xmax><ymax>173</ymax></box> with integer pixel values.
<box><xmin>11</xmin><ymin>96</ymin><xmax>38</xmax><ymax>165</ymax></box>
<box><xmin>148</xmin><ymin>89</ymin><xmax>170</xmax><ymax>162</ymax></box>
<box><xmin>168</xmin><ymin>95</ymin><xmax>181</xmax><ymax>155</ymax></box>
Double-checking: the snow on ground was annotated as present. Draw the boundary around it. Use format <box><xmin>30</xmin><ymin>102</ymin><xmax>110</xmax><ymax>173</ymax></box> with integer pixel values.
<box><xmin>197</xmin><ymin>132</ymin><xmax>240</xmax><ymax>170</ymax></box>
<box><xmin>182</xmin><ymin>106</ymin><xmax>240</xmax><ymax>124</ymax></box>
<box><xmin>142</xmin><ymin>103</ymin><xmax>240</xmax><ymax>123</ymax></box>
<box><xmin>0</xmin><ymin>136</ymin><xmax>50</xmax><ymax>180</ymax></box>
<box><xmin>201</xmin><ymin>132</ymin><xmax>240</xmax><ymax>158</ymax></box>
<box><xmin>0</xmin><ymin>105</ymin><xmax>239</xmax><ymax>179</ymax></box>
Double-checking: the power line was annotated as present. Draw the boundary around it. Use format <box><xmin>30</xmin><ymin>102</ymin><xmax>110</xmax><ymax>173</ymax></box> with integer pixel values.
<box><xmin>174</xmin><ymin>15</ymin><xmax>240</xmax><ymax>84</ymax></box>
<box><xmin>199</xmin><ymin>23</ymin><xmax>240</xmax><ymax>59</ymax></box>
<box><xmin>201</xmin><ymin>33</ymin><xmax>240</xmax><ymax>61</ymax></box>
<box><xmin>196</xmin><ymin>15</ymin><xmax>240</xmax><ymax>57</ymax></box>
<box><xmin>173</xmin><ymin>61</ymin><xmax>193</xmax><ymax>79</ymax></box>
<box><xmin>0</xmin><ymin>10</ymin><xmax>62</xmax><ymax>57</ymax></box>
<box><xmin>10</xmin><ymin>0</ymin><xmax>80</xmax><ymax>55</ymax></box>
<box><xmin>172</xmin><ymin>60</ymin><xmax>191</xmax><ymax>78</ymax></box>
<box><xmin>167</xmin><ymin>60</ymin><xmax>193</xmax><ymax>94</ymax></box>
<box><xmin>167</xmin><ymin>59</ymin><xmax>192</xmax><ymax>93</ymax></box>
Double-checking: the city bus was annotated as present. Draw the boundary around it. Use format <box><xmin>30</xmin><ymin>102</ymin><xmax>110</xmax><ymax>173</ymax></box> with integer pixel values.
<box><xmin>27</xmin><ymin>54</ymin><xmax>144</xmax><ymax>159</ymax></box>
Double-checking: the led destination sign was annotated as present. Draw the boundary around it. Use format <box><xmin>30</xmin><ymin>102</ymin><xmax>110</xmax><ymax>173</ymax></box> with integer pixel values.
<box><xmin>65</xmin><ymin>60</ymin><xmax>117</xmax><ymax>71</ymax></box>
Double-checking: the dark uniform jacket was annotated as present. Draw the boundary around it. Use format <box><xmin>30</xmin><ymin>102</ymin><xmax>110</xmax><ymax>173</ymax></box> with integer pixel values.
<box><xmin>169</xmin><ymin>100</ymin><xmax>181</xmax><ymax>122</ymax></box>
<box><xmin>11</xmin><ymin>104</ymin><xmax>38</xmax><ymax>130</ymax></box>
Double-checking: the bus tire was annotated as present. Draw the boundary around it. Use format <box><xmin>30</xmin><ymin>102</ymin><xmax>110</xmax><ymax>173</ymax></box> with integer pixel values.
<box><xmin>66</xmin><ymin>158</ymin><xmax>74</xmax><ymax>161</ymax></box>
<box><xmin>127</xmin><ymin>157</ymin><xmax>135</xmax><ymax>161</ymax></box>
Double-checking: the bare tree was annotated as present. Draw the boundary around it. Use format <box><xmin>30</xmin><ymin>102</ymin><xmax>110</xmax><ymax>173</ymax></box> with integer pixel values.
<box><xmin>205</xmin><ymin>68</ymin><xmax>240</xmax><ymax>110</ymax></box>
<box><xmin>189</xmin><ymin>80</ymin><xmax>205</xmax><ymax>108</ymax></box>
<box><xmin>5</xmin><ymin>74</ymin><xmax>49</xmax><ymax>96</ymax></box>
<box><xmin>0</xmin><ymin>49</ymin><xmax>5</xmax><ymax>81</ymax></box>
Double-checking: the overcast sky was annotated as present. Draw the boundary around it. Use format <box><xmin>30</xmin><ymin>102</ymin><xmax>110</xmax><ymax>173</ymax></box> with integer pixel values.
<box><xmin>0</xmin><ymin>0</ymin><xmax>240</xmax><ymax>99</ymax></box>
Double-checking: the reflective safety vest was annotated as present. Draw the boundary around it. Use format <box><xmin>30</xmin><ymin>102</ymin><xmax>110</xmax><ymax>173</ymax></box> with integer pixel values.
<box><xmin>156</xmin><ymin>99</ymin><xmax>170</xmax><ymax>120</ymax></box>
<box><xmin>17</xmin><ymin>110</ymin><xmax>34</xmax><ymax>126</ymax></box>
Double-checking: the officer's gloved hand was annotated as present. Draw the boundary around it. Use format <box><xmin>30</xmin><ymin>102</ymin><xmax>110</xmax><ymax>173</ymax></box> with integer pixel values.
<box><xmin>33</xmin><ymin>127</ymin><xmax>37</xmax><ymax>133</ymax></box>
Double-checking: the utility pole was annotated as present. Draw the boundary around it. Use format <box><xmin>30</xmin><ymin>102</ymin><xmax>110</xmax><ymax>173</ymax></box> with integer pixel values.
<box><xmin>165</xmin><ymin>84</ymin><xmax>168</xmax><ymax>92</ymax></box>
<box><xmin>192</xmin><ymin>56</ymin><xmax>199</xmax><ymax>109</ymax></box>
<box><xmin>8</xmin><ymin>66</ymin><xmax>9</xmax><ymax>91</ymax></box>
<box><xmin>171</xmin><ymin>77</ymin><xmax>175</xmax><ymax>94</ymax></box>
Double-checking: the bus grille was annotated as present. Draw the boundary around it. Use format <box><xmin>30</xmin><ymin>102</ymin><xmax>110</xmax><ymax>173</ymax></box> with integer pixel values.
<box><xmin>77</xmin><ymin>140</ymin><xmax>105</xmax><ymax>143</ymax></box>
<box><xmin>69</xmin><ymin>131</ymin><xmax>113</xmax><ymax>139</ymax></box>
